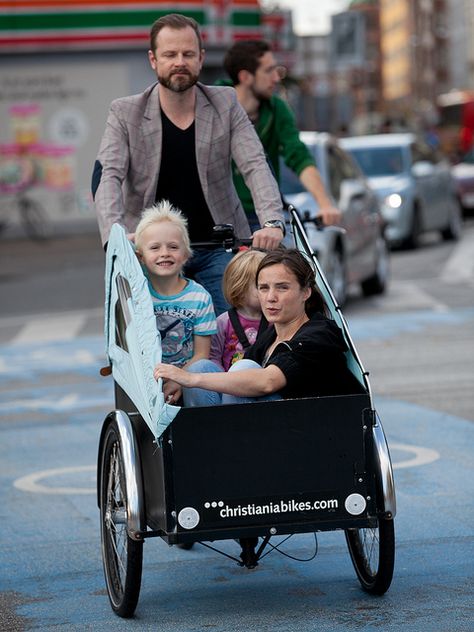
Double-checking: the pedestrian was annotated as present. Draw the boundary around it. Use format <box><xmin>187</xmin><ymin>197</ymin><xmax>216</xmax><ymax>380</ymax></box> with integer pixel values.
<box><xmin>134</xmin><ymin>200</ymin><xmax>217</xmax><ymax>404</ymax></box>
<box><xmin>92</xmin><ymin>14</ymin><xmax>285</xmax><ymax>315</ymax></box>
<box><xmin>209</xmin><ymin>248</ymin><xmax>268</xmax><ymax>371</ymax></box>
<box><xmin>219</xmin><ymin>39</ymin><xmax>341</xmax><ymax>231</ymax></box>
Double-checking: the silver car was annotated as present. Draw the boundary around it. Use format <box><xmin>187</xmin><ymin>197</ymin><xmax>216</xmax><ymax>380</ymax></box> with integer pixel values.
<box><xmin>451</xmin><ymin>149</ymin><xmax>474</xmax><ymax>214</ymax></box>
<box><xmin>340</xmin><ymin>133</ymin><xmax>463</xmax><ymax>248</ymax></box>
<box><xmin>280</xmin><ymin>132</ymin><xmax>389</xmax><ymax>306</ymax></box>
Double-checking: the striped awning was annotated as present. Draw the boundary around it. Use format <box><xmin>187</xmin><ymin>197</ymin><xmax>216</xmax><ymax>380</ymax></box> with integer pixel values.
<box><xmin>0</xmin><ymin>0</ymin><xmax>262</xmax><ymax>53</ymax></box>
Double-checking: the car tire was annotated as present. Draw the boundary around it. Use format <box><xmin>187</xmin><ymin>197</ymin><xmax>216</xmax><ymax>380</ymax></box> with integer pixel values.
<box><xmin>441</xmin><ymin>198</ymin><xmax>463</xmax><ymax>241</ymax></box>
<box><xmin>361</xmin><ymin>236</ymin><xmax>390</xmax><ymax>296</ymax></box>
<box><xmin>404</xmin><ymin>205</ymin><xmax>422</xmax><ymax>249</ymax></box>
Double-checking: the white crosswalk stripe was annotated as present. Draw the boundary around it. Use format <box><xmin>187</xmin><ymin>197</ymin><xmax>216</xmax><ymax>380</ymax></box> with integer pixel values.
<box><xmin>12</xmin><ymin>313</ymin><xmax>87</xmax><ymax>344</ymax></box>
<box><xmin>0</xmin><ymin>307</ymin><xmax>104</xmax><ymax>346</ymax></box>
<box><xmin>367</xmin><ymin>279</ymin><xmax>449</xmax><ymax>312</ymax></box>
<box><xmin>440</xmin><ymin>232</ymin><xmax>474</xmax><ymax>284</ymax></box>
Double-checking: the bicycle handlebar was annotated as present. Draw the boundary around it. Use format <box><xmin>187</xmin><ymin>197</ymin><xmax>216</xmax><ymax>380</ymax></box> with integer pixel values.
<box><xmin>191</xmin><ymin>212</ymin><xmax>326</xmax><ymax>252</ymax></box>
<box><xmin>301</xmin><ymin>211</ymin><xmax>324</xmax><ymax>230</ymax></box>
<box><xmin>287</xmin><ymin>204</ymin><xmax>325</xmax><ymax>231</ymax></box>
<box><xmin>191</xmin><ymin>224</ymin><xmax>253</xmax><ymax>251</ymax></box>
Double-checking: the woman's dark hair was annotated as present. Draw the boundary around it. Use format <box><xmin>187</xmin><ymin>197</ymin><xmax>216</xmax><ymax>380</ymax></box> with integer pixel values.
<box><xmin>256</xmin><ymin>248</ymin><xmax>326</xmax><ymax>316</ymax></box>
<box><xmin>150</xmin><ymin>13</ymin><xmax>203</xmax><ymax>53</ymax></box>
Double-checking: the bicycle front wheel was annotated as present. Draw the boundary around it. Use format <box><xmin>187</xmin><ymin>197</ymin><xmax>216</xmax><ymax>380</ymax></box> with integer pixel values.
<box><xmin>100</xmin><ymin>421</ymin><xmax>143</xmax><ymax>617</ymax></box>
<box><xmin>345</xmin><ymin>517</ymin><xmax>395</xmax><ymax>595</ymax></box>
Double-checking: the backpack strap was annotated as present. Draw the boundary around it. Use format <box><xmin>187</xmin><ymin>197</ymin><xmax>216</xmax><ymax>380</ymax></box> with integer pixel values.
<box><xmin>256</xmin><ymin>314</ymin><xmax>268</xmax><ymax>339</ymax></box>
<box><xmin>228</xmin><ymin>307</ymin><xmax>251</xmax><ymax>349</ymax></box>
<box><xmin>227</xmin><ymin>308</ymin><xmax>269</xmax><ymax>350</ymax></box>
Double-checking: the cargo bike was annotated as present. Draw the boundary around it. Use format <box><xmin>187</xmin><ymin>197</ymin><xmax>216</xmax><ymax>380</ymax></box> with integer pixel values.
<box><xmin>97</xmin><ymin>208</ymin><xmax>396</xmax><ymax>617</ymax></box>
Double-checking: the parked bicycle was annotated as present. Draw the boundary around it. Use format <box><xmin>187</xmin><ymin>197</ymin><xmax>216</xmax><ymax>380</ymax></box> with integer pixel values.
<box><xmin>0</xmin><ymin>149</ymin><xmax>54</xmax><ymax>240</ymax></box>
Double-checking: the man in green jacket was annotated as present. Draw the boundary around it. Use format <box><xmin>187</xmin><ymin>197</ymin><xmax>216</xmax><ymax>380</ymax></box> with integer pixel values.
<box><xmin>220</xmin><ymin>39</ymin><xmax>341</xmax><ymax>231</ymax></box>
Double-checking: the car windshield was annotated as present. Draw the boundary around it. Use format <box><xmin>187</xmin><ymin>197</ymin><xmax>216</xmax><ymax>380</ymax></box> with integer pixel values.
<box><xmin>348</xmin><ymin>147</ymin><xmax>405</xmax><ymax>177</ymax></box>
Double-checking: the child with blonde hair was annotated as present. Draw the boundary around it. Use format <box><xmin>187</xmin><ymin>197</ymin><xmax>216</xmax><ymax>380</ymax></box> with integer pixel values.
<box><xmin>135</xmin><ymin>200</ymin><xmax>216</xmax><ymax>402</ymax></box>
<box><xmin>210</xmin><ymin>248</ymin><xmax>267</xmax><ymax>370</ymax></box>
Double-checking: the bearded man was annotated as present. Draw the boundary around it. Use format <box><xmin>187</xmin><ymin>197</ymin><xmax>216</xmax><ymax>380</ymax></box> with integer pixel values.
<box><xmin>220</xmin><ymin>40</ymin><xmax>340</xmax><ymax>231</ymax></box>
<box><xmin>92</xmin><ymin>14</ymin><xmax>284</xmax><ymax>315</ymax></box>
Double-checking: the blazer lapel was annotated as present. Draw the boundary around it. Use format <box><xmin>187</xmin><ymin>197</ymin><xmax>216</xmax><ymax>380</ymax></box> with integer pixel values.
<box><xmin>142</xmin><ymin>84</ymin><xmax>161</xmax><ymax>206</ymax></box>
<box><xmin>195</xmin><ymin>87</ymin><xmax>212</xmax><ymax>200</ymax></box>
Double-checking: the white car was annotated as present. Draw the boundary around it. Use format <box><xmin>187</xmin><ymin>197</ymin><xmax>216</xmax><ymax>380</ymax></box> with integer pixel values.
<box><xmin>341</xmin><ymin>133</ymin><xmax>463</xmax><ymax>248</ymax></box>
<box><xmin>280</xmin><ymin>132</ymin><xmax>389</xmax><ymax>306</ymax></box>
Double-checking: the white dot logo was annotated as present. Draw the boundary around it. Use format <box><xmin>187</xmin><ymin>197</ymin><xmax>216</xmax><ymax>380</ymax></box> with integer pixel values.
<box><xmin>178</xmin><ymin>507</ymin><xmax>200</xmax><ymax>529</ymax></box>
<box><xmin>204</xmin><ymin>500</ymin><xmax>224</xmax><ymax>509</ymax></box>
<box><xmin>344</xmin><ymin>493</ymin><xmax>367</xmax><ymax>516</ymax></box>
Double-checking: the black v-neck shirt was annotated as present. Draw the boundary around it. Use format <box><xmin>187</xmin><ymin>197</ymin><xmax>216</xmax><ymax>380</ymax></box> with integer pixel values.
<box><xmin>245</xmin><ymin>313</ymin><xmax>365</xmax><ymax>399</ymax></box>
<box><xmin>156</xmin><ymin>110</ymin><xmax>215</xmax><ymax>241</ymax></box>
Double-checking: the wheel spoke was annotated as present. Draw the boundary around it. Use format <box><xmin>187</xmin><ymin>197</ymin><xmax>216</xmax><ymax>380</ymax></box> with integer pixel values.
<box><xmin>105</xmin><ymin>444</ymin><xmax>128</xmax><ymax>586</ymax></box>
<box><xmin>360</xmin><ymin>528</ymin><xmax>379</xmax><ymax>575</ymax></box>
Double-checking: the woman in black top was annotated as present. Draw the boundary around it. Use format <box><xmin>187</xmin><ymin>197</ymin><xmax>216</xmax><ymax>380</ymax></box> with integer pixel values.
<box><xmin>154</xmin><ymin>248</ymin><xmax>364</xmax><ymax>403</ymax></box>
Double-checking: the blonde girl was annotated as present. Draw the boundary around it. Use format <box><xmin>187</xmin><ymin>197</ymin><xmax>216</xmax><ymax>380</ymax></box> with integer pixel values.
<box><xmin>209</xmin><ymin>248</ymin><xmax>267</xmax><ymax>370</ymax></box>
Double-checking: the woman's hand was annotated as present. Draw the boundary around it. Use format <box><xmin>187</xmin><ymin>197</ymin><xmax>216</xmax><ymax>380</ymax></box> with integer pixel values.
<box><xmin>162</xmin><ymin>379</ymin><xmax>182</xmax><ymax>405</ymax></box>
<box><xmin>154</xmin><ymin>363</ymin><xmax>196</xmax><ymax>388</ymax></box>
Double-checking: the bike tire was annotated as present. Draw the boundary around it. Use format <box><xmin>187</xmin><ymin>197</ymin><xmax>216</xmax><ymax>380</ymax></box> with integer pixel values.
<box><xmin>345</xmin><ymin>517</ymin><xmax>395</xmax><ymax>595</ymax></box>
<box><xmin>19</xmin><ymin>197</ymin><xmax>53</xmax><ymax>241</ymax></box>
<box><xmin>99</xmin><ymin>421</ymin><xmax>143</xmax><ymax>617</ymax></box>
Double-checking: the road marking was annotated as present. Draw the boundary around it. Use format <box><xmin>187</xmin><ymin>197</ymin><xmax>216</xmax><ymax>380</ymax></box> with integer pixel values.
<box><xmin>347</xmin><ymin>305</ymin><xmax>474</xmax><ymax>341</ymax></box>
<box><xmin>440</xmin><ymin>226</ymin><xmax>474</xmax><ymax>284</ymax></box>
<box><xmin>11</xmin><ymin>313</ymin><xmax>87</xmax><ymax>344</ymax></box>
<box><xmin>14</xmin><ymin>465</ymin><xmax>95</xmax><ymax>495</ymax></box>
<box><xmin>0</xmin><ymin>307</ymin><xmax>103</xmax><ymax>329</ymax></box>
<box><xmin>373</xmin><ymin>280</ymin><xmax>449</xmax><ymax>312</ymax></box>
<box><xmin>390</xmin><ymin>442</ymin><xmax>439</xmax><ymax>469</ymax></box>
<box><xmin>0</xmin><ymin>393</ymin><xmax>79</xmax><ymax>413</ymax></box>
<box><xmin>12</xmin><ymin>443</ymin><xmax>440</xmax><ymax>495</ymax></box>
<box><xmin>0</xmin><ymin>340</ymin><xmax>102</xmax><ymax>376</ymax></box>
<box><xmin>0</xmin><ymin>384</ymin><xmax>112</xmax><ymax>412</ymax></box>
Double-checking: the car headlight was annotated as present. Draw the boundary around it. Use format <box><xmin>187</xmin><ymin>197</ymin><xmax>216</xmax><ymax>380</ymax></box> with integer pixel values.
<box><xmin>384</xmin><ymin>193</ymin><xmax>403</xmax><ymax>209</ymax></box>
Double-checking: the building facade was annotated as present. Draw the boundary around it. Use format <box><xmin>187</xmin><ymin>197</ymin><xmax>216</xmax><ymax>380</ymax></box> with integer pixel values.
<box><xmin>0</xmin><ymin>0</ymin><xmax>264</xmax><ymax>233</ymax></box>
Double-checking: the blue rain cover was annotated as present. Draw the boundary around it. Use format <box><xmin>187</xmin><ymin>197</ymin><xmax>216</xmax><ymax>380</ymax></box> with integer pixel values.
<box><xmin>104</xmin><ymin>224</ymin><xmax>180</xmax><ymax>442</ymax></box>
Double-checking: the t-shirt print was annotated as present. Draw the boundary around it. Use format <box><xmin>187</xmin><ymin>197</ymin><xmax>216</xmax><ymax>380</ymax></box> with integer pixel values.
<box><xmin>154</xmin><ymin>305</ymin><xmax>194</xmax><ymax>367</ymax></box>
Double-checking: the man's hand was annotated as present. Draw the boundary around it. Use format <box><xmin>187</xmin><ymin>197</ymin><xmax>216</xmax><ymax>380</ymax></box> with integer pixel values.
<box><xmin>317</xmin><ymin>204</ymin><xmax>341</xmax><ymax>226</ymax></box>
<box><xmin>251</xmin><ymin>226</ymin><xmax>283</xmax><ymax>250</ymax></box>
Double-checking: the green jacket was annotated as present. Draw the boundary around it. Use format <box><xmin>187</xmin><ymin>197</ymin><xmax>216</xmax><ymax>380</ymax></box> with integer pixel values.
<box><xmin>216</xmin><ymin>79</ymin><xmax>316</xmax><ymax>215</ymax></box>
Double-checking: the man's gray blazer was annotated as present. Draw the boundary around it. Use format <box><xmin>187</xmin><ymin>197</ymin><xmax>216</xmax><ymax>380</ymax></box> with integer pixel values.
<box><xmin>93</xmin><ymin>82</ymin><xmax>283</xmax><ymax>245</ymax></box>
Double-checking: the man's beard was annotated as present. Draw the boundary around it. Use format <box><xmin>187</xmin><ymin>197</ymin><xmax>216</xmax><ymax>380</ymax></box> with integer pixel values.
<box><xmin>158</xmin><ymin>69</ymin><xmax>199</xmax><ymax>93</ymax></box>
<box><xmin>250</xmin><ymin>84</ymin><xmax>272</xmax><ymax>103</ymax></box>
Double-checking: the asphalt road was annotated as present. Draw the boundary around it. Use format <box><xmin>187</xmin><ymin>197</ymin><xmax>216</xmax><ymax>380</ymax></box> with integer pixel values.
<box><xmin>0</xmin><ymin>222</ymin><xmax>473</xmax><ymax>630</ymax></box>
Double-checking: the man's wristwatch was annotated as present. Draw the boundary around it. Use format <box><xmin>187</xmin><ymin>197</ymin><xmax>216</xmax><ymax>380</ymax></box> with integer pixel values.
<box><xmin>263</xmin><ymin>219</ymin><xmax>286</xmax><ymax>237</ymax></box>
